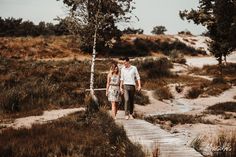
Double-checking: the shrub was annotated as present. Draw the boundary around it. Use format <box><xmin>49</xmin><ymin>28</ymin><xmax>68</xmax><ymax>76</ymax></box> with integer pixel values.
<box><xmin>169</xmin><ymin>49</ymin><xmax>186</xmax><ymax>64</ymax></box>
<box><xmin>207</xmin><ymin>102</ymin><xmax>236</xmax><ymax>113</ymax></box>
<box><xmin>212</xmin><ymin>77</ymin><xmax>227</xmax><ymax>84</ymax></box>
<box><xmin>153</xmin><ymin>86</ymin><xmax>173</xmax><ymax>100</ymax></box>
<box><xmin>186</xmin><ymin>86</ymin><xmax>203</xmax><ymax>99</ymax></box>
<box><xmin>134</xmin><ymin>91</ymin><xmax>150</xmax><ymax>106</ymax></box>
<box><xmin>143</xmin><ymin>79</ymin><xmax>166</xmax><ymax>90</ymax></box>
<box><xmin>135</xmin><ymin>57</ymin><xmax>173</xmax><ymax>79</ymax></box>
<box><xmin>145</xmin><ymin>114</ymin><xmax>212</xmax><ymax>126</ymax></box>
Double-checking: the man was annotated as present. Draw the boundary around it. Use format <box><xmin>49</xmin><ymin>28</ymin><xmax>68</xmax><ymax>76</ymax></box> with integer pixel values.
<box><xmin>120</xmin><ymin>57</ymin><xmax>141</xmax><ymax>120</ymax></box>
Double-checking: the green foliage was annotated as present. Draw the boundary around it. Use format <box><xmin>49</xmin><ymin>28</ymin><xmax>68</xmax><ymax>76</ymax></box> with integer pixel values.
<box><xmin>178</xmin><ymin>30</ymin><xmax>192</xmax><ymax>36</ymax></box>
<box><xmin>180</xmin><ymin>0</ymin><xmax>236</xmax><ymax>64</ymax></box>
<box><xmin>0</xmin><ymin>17</ymin><xmax>70</xmax><ymax>36</ymax></box>
<box><xmin>122</xmin><ymin>27</ymin><xmax>144</xmax><ymax>34</ymax></box>
<box><xmin>151</xmin><ymin>25</ymin><xmax>167</xmax><ymax>35</ymax></box>
<box><xmin>58</xmin><ymin>0</ymin><xmax>135</xmax><ymax>52</ymax></box>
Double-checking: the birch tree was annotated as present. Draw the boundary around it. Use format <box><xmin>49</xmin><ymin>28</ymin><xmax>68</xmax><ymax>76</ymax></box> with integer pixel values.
<box><xmin>57</xmin><ymin>0</ymin><xmax>135</xmax><ymax>104</ymax></box>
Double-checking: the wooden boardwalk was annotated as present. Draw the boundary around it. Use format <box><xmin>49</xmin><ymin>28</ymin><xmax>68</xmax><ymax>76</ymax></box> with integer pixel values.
<box><xmin>115</xmin><ymin>111</ymin><xmax>203</xmax><ymax>157</ymax></box>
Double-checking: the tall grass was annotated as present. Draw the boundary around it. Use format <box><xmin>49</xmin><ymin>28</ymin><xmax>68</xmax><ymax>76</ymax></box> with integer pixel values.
<box><xmin>134</xmin><ymin>57</ymin><xmax>173</xmax><ymax>79</ymax></box>
<box><xmin>212</xmin><ymin>131</ymin><xmax>236</xmax><ymax>157</ymax></box>
<box><xmin>0</xmin><ymin>110</ymin><xmax>145</xmax><ymax>157</ymax></box>
<box><xmin>0</xmin><ymin>57</ymin><xmax>107</xmax><ymax>118</ymax></box>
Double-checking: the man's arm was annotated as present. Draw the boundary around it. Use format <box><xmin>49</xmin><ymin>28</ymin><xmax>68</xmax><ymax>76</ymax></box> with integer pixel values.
<box><xmin>137</xmin><ymin>79</ymin><xmax>141</xmax><ymax>91</ymax></box>
<box><xmin>135</xmin><ymin>67</ymin><xmax>141</xmax><ymax>91</ymax></box>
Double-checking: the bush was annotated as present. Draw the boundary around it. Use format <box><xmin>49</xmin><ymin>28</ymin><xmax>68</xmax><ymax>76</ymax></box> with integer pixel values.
<box><xmin>134</xmin><ymin>91</ymin><xmax>150</xmax><ymax>105</ymax></box>
<box><xmin>212</xmin><ymin>77</ymin><xmax>227</xmax><ymax>84</ymax></box>
<box><xmin>145</xmin><ymin>114</ymin><xmax>212</xmax><ymax>126</ymax></box>
<box><xmin>186</xmin><ymin>86</ymin><xmax>203</xmax><ymax>99</ymax></box>
<box><xmin>135</xmin><ymin>57</ymin><xmax>173</xmax><ymax>79</ymax></box>
<box><xmin>207</xmin><ymin>102</ymin><xmax>236</xmax><ymax>113</ymax></box>
<box><xmin>169</xmin><ymin>49</ymin><xmax>186</xmax><ymax>64</ymax></box>
<box><xmin>153</xmin><ymin>86</ymin><xmax>173</xmax><ymax>100</ymax></box>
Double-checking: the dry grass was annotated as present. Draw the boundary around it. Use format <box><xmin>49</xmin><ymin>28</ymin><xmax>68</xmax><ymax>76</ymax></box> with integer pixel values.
<box><xmin>0</xmin><ymin>56</ymin><xmax>109</xmax><ymax>119</ymax></box>
<box><xmin>169</xmin><ymin>49</ymin><xmax>186</xmax><ymax>64</ymax></box>
<box><xmin>191</xmin><ymin>136</ymin><xmax>204</xmax><ymax>153</ymax></box>
<box><xmin>190</xmin><ymin>63</ymin><xmax>236</xmax><ymax>85</ymax></box>
<box><xmin>186</xmin><ymin>86</ymin><xmax>203</xmax><ymax>99</ymax></box>
<box><xmin>134</xmin><ymin>57</ymin><xmax>173</xmax><ymax>79</ymax></box>
<box><xmin>0</xmin><ymin>56</ymin><xmax>157</xmax><ymax>119</ymax></box>
<box><xmin>206</xmin><ymin>102</ymin><xmax>236</xmax><ymax>113</ymax></box>
<box><xmin>143</xmin><ymin>79</ymin><xmax>166</xmax><ymax>90</ymax></box>
<box><xmin>0</xmin><ymin>110</ymin><xmax>145</xmax><ymax>157</ymax></box>
<box><xmin>212</xmin><ymin>130</ymin><xmax>236</xmax><ymax>157</ymax></box>
<box><xmin>153</xmin><ymin>86</ymin><xmax>173</xmax><ymax>100</ymax></box>
<box><xmin>0</xmin><ymin>36</ymin><xmax>82</xmax><ymax>59</ymax></box>
<box><xmin>145</xmin><ymin>114</ymin><xmax>213</xmax><ymax>127</ymax></box>
<box><xmin>134</xmin><ymin>91</ymin><xmax>150</xmax><ymax>106</ymax></box>
<box><xmin>204</xmin><ymin>80</ymin><xmax>231</xmax><ymax>96</ymax></box>
<box><xmin>116</xmin><ymin>34</ymin><xmax>206</xmax><ymax>56</ymax></box>
<box><xmin>190</xmin><ymin>131</ymin><xmax>236</xmax><ymax>157</ymax></box>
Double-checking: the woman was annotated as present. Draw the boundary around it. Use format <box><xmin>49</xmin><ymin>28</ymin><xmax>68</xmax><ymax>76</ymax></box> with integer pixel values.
<box><xmin>106</xmin><ymin>63</ymin><xmax>120</xmax><ymax>119</ymax></box>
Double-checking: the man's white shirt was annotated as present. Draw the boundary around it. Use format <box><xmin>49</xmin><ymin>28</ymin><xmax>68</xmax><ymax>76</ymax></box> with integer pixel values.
<box><xmin>120</xmin><ymin>65</ymin><xmax>140</xmax><ymax>85</ymax></box>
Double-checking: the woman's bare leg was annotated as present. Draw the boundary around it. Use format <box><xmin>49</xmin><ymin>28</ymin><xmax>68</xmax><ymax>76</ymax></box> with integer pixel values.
<box><xmin>111</xmin><ymin>101</ymin><xmax>117</xmax><ymax>119</ymax></box>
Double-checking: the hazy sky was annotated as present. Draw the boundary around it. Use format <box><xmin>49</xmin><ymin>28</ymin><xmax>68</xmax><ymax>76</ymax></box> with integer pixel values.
<box><xmin>0</xmin><ymin>0</ymin><xmax>206</xmax><ymax>35</ymax></box>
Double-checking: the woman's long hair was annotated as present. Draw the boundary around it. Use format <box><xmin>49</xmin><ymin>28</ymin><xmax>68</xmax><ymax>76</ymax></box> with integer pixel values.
<box><xmin>109</xmin><ymin>63</ymin><xmax>119</xmax><ymax>75</ymax></box>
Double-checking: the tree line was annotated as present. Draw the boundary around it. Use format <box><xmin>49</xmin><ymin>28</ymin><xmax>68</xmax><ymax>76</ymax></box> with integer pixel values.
<box><xmin>0</xmin><ymin>17</ymin><xmax>70</xmax><ymax>36</ymax></box>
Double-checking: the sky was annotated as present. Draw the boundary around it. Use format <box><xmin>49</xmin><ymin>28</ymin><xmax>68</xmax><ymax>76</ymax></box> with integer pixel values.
<box><xmin>0</xmin><ymin>0</ymin><xmax>206</xmax><ymax>35</ymax></box>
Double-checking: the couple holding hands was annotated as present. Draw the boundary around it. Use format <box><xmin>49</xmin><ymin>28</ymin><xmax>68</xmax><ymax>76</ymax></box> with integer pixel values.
<box><xmin>106</xmin><ymin>57</ymin><xmax>141</xmax><ymax>120</ymax></box>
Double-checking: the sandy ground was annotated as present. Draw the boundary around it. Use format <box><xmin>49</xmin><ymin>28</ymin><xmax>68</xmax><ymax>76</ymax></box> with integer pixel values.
<box><xmin>174</xmin><ymin>35</ymin><xmax>211</xmax><ymax>55</ymax></box>
<box><xmin>0</xmin><ymin>108</ymin><xmax>85</xmax><ymax>129</ymax></box>
<box><xmin>134</xmin><ymin>51</ymin><xmax>236</xmax><ymax>156</ymax></box>
<box><xmin>185</xmin><ymin>51</ymin><xmax>236</xmax><ymax>68</ymax></box>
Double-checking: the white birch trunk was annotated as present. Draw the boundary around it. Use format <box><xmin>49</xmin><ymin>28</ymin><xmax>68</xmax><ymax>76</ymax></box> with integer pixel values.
<box><xmin>89</xmin><ymin>2</ymin><xmax>100</xmax><ymax>105</ymax></box>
